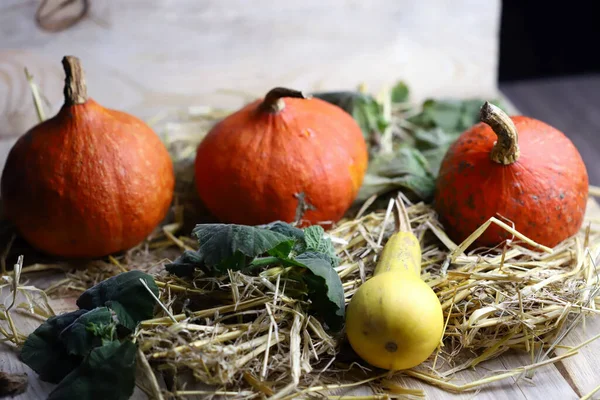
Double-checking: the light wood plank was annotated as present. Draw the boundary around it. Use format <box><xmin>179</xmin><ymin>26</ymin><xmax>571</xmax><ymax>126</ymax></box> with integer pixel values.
<box><xmin>498</xmin><ymin>350</ymin><xmax>580</xmax><ymax>400</ymax></box>
<box><xmin>333</xmin><ymin>350</ymin><xmax>579</xmax><ymax>400</ymax></box>
<box><xmin>552</xmin><ymin>287</ymin><xmax>600</xmax><ymax>398</ymax></box>
<box><xmin>0</xmin><ymin>0</ymin><xmax>501</xmax><ymax>172</ymax></box>
<box><xmin>553</xmin><ymin>316</ymin><xmax>600</xmax><ymax>398</ymax></box>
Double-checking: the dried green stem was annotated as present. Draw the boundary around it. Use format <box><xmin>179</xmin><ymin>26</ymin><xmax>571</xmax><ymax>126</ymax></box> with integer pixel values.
<box><xmin>259</xmin><ymin>87</ymin><xmax>308</xmax><ymax>114</ymax></box>
<box><xmin>581</xmin><ymin>382</ymin><xmax>600</xmax><ymax>400</ymax></box>
<box><xmin>24</xmin><ymin>68</ymin><xmax>46</xmax><ymax>122</ymax></box>
<box><xmin>61</xmin><ymin>55</ymin><xmax>88</xmax><ymax>105</ymax></box>
<box><xmin>480</xmin><ymin>101</ymin><xmax>520</xmax><ymax>165</ymax></box>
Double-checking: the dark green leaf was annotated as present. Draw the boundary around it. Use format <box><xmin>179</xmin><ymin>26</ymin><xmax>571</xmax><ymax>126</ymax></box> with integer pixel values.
<box><xmin>391</xmin><ymin>81</ymin><xmax>410</xmax><ymax>103</ymax></box>
<box><xmin>311</xmin><ymin>91</ymin><xmax>388</xmax><ymax>139</ymax></box>
<box><xmin>165</xmin><ymin>250</ymin><xmax>203</xmax><ymax>277</ymax></box>
<box><xmin>58</xmin><ymin>307</ymin><xmax>114</xmax><ymax>356</ymax></box>
<box><xmin>302</xmin><ymin>225</ymin><xmax>339</xmax><ymax>267</ymax></box>
<box><xmin>76</xmin><ymin>270</ymin><xmax>158</xmax><ymax>331</ymax></box>
<box><xmin>293</xmin><ymin>252</ymin><xmax>345</xmax><ymax>331</ymax></box>
<box><xmin>257</xmin><ymin>221</ymin><xmax>305</xmax><ymax>242</ymax></box>
<box><xmin>189</xmin><ymin>223</ymin><xmax>295</xmax><ymax>274</ymax></box>
<box><xmin>20</xmin><ymin>310</ymin><xmax>87</xmax><ymax>383</ymax></box>
<box><xmin>258</xmin><ymin>220</ymin><xmax>306</xmax><ymax>255</ymax></box>
<box><xmin>47</xmin><ymin>340</ymin><xmax>137</xmax><ymax>400</ymax></box>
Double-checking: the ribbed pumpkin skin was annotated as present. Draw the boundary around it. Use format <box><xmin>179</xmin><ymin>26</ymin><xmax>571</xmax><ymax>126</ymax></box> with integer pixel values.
<box><xmin>434</xmin><ymin>116</ymin><xmax>589</xmax><ymax>248</ymax></box>
<box><xmin>1</xmin><ymin>99</ymin><xmax>175</xmax><ymax>258</ymax></box>
<box><xmin>194</xmin><ymin>96</ymin><xmax>369</xmax><ymax>226</ymax></box>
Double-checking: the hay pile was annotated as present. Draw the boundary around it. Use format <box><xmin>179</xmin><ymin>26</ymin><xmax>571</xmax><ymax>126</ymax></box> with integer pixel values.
<box><xmin>127</xmin><ymin>193</ymin><xmax>600</xmax><ymax>398</ymax></box>
<box><xmin>1</xmin><ymin>89</ymin><xmax>600</xmax><ymax>399</ymax></box>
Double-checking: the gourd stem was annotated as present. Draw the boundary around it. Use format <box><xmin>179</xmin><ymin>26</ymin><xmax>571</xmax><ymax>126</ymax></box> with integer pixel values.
<box><xmin>259</xmin><ymin>87</ymin><xmax>309</xmax><ymax>114</ymax></box>
<box><xmin>480</xmin><ymin>101</ymin><xmax>520</xmax><ymax>165</ymax></box>
<box><xmin>62</xmin><ymin>55</ymin><xmax>88</xmax><ymax>105</ymax></box>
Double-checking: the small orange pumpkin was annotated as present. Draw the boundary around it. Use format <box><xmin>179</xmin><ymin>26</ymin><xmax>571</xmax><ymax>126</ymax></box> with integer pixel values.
<box><xmin>194</xmin><ymin>88</ymin><xmax>369</xmax><ymax>226</ymax></box>
<box><xmin>0</xmin><ymin>56</ymin><xmax>175</xmax><ymax>258</ymax></box>
<box><xmin>434</xmin><ymin>102</ymin><xmax>588</xmax><ymax>249</ymax></box>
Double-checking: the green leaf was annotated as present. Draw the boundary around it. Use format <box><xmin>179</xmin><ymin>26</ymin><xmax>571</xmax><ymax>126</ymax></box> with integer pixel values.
<box><xmin>185</xmin><ymin>223</ymin><xmax>295</xmax><ymax>274</ymax></box>
<box><xmin>267</xmin><ymin>239</ymin><xmax>296</xmax><ymax>259</ymax></box>
<box><xmin>420</xmin><ymin>145</ymin><xmax>455</xmax><ymax>177</ymax></box>
<box><xmin>356</xmin><ymin>147</ymin><xmax>436</xmax><ymax>202</ymax></box>
<box><xmin>76</xmin><ymin>271</ymin><xmax>158</xmax><ymax>331</ymax></box>
<box><xmin>258</xmin><ymin>221</ymin><xmax>305</xmax><ymax>242</ymax></box>
<box><xmin>58</xmin><ymin>307</ymin><xmax>114</xmax><ymax>356</ymax></box>
<box><xmin>391</xmin><ymin>81</ymin><xmax>410</xmax><ymax>103</ymax></box>
<box><xmin>19</xmin><ymin>310</ymin><xmax>88</xmax><ymax>383</ymax></box>
<box><xmin>164</xmin><ymin>250</ymin><xmax>203</xmax><ymax>277</ymax></box>
<box><xmin>47</xmin><ymin>340</ymin><xmax>137</xmax><ymax>400</ymax></box>
<box><xmin>258</xmin><ymin>220</ymin><xmax>306</xmax><ymax>256</ymax></box>
<box><xmin>302</xmin><ymin>225</ymin><xmax>339</xmax><ymax>267</ymax></box>
<box><xmin>86</xmin><ymin>321</ymin><xmax>119</xmax><ymax>346</ymax></box>
<box><xmin>166</xmin><ymin>222</ymin><xmax>308</xmax><ymax>277</ymax></box>
<box><xmin>311</xmin><ymin>91</ymin><xmax>388</xmax><ymax>139</ymax></box>
<box><xmin>292</xmin><ymin>252</ymin><xmax>345</xmax><ymax>331</ymax></box>
<box><xmin>371</xmin><ymin>147</ymin><xmax>434</xmax><ymax>177</ymax></box>
<box><xmin>407</xmin><ymin>98</ymin><xmax>506</xmax><ymax>135</ymax></box>
<box><xmin>413</xmin><ymin>128</ymin><xmax>459</xmax><ymax>150</ymax></box>
<box><xmin>163</xmin><ymin>223</ymin><xmax>346</xmax><ymax>331</ymax></box>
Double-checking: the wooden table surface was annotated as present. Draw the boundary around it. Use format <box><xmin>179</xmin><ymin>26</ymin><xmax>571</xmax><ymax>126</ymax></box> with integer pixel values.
<box><xmin>2</xmin><ymin>1</ymin><xmax>600</xmax><ymax>399</ymax></box>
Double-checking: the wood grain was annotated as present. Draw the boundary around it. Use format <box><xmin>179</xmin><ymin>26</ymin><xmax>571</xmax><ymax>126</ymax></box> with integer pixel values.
<box><xmin>551</xmin><ymin>198</ymin><xmax>600</xmax><ymax>398</ymax></box>
<box><xmin>498</xmin><ymin>350</ymin><xmax>579</xmax><ymax>400</ymax></box>
<box><xmin>553</xmin><ymin>316</ymin><xmax>600</xmax><ymax>398</ymax></box>
<box><xmin>0</xmin><ymin>0</ymin><xmax>501</xmax><ymax>172</ymax></box>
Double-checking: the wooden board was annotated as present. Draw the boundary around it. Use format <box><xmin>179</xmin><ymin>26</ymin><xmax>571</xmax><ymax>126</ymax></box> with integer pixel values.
<box><xmin>0</xmin><ymin>0</ymin><xmax>501</xmax><ymax>171</ymax></box>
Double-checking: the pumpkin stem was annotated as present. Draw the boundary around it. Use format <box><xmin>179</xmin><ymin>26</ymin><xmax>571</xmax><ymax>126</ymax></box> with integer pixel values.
<box><xmin>259</xmin><ymin>87</ymin><xmax>310</xmax><ymax>113</ymax></box>
<box><xmin>480</xmin><ymin>101</ymin><xmax>520</xmax><ymax>165</ymax></box>
<box><xmin>61</xmin><ymin>55</ymin><xmax>88</xmax><ymax>106</ymax></box>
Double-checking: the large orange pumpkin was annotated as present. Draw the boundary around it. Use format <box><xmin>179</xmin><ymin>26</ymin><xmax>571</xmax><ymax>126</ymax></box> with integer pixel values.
<box><xmin>0</xmin><ymin>56</ymin><xmax>175</xmax><ymax>258</ymax></box>
<box><xmin>194</xmin><ymin>87</ymin><xmax>369</xmax><ymax>226</ymax></box>
<box><xmin>434</xmin><ymin>102</ymin><xmax>588</xmax><ymax>249</ymax></box>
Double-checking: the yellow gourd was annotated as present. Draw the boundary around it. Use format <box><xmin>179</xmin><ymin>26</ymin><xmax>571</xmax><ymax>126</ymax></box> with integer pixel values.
<box><xmin>372</xmin><ymin>230</ymin><xmax>421</xmax><ymax>277</ymax></box>
<box><xmin>345</xmin><ymin>200</ymin><xmax>444</xmax><ymax>371</ymax></box>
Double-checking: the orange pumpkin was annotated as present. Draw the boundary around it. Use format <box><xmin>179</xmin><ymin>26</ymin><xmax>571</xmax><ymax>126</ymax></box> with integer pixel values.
<box><xmin>0</xmin><ymin>56</ymin><xmax>175</xmax><ymax>258</ymax></box>
<box><xmin>434</xmin><ymin>102</ymin><xmax>588</xmax><ymax>249</ymax></box>
<box><xmin>194</xmin><ymin>87</ymin><xmax>369</xmax><ymax>226</ymax></box>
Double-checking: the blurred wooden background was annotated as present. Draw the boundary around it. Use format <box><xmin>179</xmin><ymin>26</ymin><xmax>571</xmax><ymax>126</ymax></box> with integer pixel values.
<box><xmin>0</xmin><ymin>0</ymin><xmax>501</xmax><ymax>172</ymax></box>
